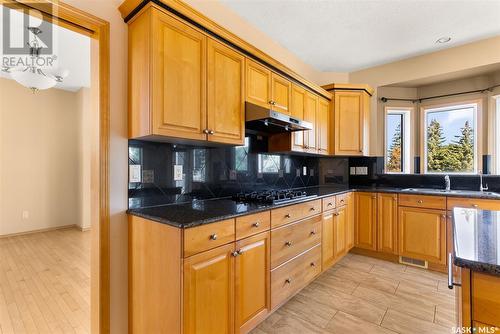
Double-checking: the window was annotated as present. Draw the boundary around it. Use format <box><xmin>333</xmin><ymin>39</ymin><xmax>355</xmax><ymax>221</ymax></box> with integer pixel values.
<box><xmin>192</xmin><ymin>149</ymin><xmax>206</xmax><ymax>182</ymax></box>
<box><xmin>258</xmin><ymin>154</ymin><xmax>281</xmax><ymax>174</ymax></box>
<box><xmin>385</xmin><ymin>108</ymin><xmax>410</xmax><ymax>173</ymax></box>
<box><xmin>423</xmin><ymin>102</ymin><xmax>478</xmax><ymax>174</ymax></box>
<box><xmin>235</xmin><ymin>137</ymin><xmax>249</xmax><ymax>172</ymax></box>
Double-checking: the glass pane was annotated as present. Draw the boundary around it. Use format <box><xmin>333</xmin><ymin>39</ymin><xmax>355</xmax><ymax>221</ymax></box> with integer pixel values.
<box><xmin>258</xmin><ymin>154</ymin><xmax>281</xmax><ymax>173</ymax></box>
<box><xmin>192</xmin><ymin>149</ymin><xmax>206</xmax><ymax>182</ymax></box>
<box><xmin>235</xmin><ymin>137</ymin><xmax>249</xmax><ymax>172</ymax></box>
<box><xmin>425</xmin><ymin>106</ymin><xmax>475</xmax><ymax>173</ymax></box>
<box><xmin>386</xmin><ymin>114</ymin><xmax>403</xmax><ymax>173</ymax></box>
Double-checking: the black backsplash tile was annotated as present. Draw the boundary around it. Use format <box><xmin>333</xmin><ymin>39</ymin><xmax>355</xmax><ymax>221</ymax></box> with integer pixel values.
<box><xmin>128</xmin><ymin>136</ymin><xmax>348</xmax><ymax>208</ymax></box>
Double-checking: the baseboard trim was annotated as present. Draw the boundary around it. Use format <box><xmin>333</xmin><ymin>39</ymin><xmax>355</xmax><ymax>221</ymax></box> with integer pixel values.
<box><xmin>0</xmin><ymin>224</ymin><xmax>88</xmax><ymax>238</ymax></box>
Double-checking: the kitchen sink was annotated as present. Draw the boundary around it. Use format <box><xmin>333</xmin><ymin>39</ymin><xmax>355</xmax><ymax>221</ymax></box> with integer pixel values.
<box><xmin>401</xmin><ymin>188</ymin><xmax>500</xmax><ymax>197</ymax></box>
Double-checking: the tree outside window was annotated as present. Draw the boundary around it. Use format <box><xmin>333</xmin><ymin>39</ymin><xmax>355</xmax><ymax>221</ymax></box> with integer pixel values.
<box><xmin>423</xmin><ymin>103</ymin><xmax>477</xmax><ymax>174</ymax></box>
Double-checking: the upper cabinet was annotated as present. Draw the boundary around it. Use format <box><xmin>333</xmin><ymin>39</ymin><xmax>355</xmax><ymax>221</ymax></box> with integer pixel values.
<box><xmin>317</xmin><ymin>98</ymin><xmax>330</xmax><ymax>155</ymax></box>
<box><xmin>245</xmin><ymin>60</ymin><xmax>291</xmax><ymax>114</ymax></box>
<box><xmin>323</xmin><ymin>84</ymin><xmax>373</xmax><ymax>156</ymax></box>
<box><xmin>128</xmin><ymin>7</ymin><xmax>244</xmax><ymax>145</ymax></box>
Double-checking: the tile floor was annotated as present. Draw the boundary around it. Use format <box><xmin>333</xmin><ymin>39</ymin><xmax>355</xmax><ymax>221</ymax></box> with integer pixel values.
<box><xmin>251</xmin><ymin>253</ymin><xmax>456</xmax><ymax>334</ymax></box>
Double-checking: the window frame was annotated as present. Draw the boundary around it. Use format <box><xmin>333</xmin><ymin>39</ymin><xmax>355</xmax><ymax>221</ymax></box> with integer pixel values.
<box><xmin>420</xmin><ymin>100</ymin><xmax>480</xmax><ymax>175</ymax></box>
<box><xmin>495</xmin><ymin>95</ymin><xmax>500</xmax><ymax>174</ymax></box>
<box><xmin>384</xmin><ymin>107</ymin><xmax>411</xmax><ymax>174</ymax></box>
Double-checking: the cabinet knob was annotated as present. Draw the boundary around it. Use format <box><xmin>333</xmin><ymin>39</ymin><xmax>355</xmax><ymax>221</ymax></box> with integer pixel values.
<box><xmin>285</xmin><ymin>278</ymin><xmax>292</xmax><ymax>284</ymax></box>
<box><xmin>334</xmin><ymin>212</ymin><xmax>340</xmax><ymax>216</ymax></box>
<box><xmin>252</xmin><ymin>222</ymin><xmax>260</xmax><ymax>228</ymax></box>
<box><xmin>209</xmin><ymin>234</ymin><xmax>217</xmax><ymax>240</ymax></box>
<box><xmin>310</xmin><ymin>207</ymin><xmax>316</xmax><ymax>212</ymax></box>
<box><xmin>237</xmin><ymin>249</ymin><xmax>244</xmax><ymax>255</ymax></box>
<box><xmin>371</xmin><ymin>196</ymin><xmax>376</xmax><ymax>199</ymax></box>
<box><xmin>285</xmin><ymin>213</ymin><xmax>291</xmax><ymax>218</ymax></box>
<box><xmin>310</xmin><ymin>230</ymin><xmax>316</xmax><ymax>235</ymax></box>
<box><xmin>208</xmin><ymin>130</ymin><xmax>215</xmax><ymax>135</ymax></box>
<box><xmin>310</xmin><ymin>262</ymin><xmax>316</xmax><ymax>267</ymax></box>
<box><xmin>327</xmin><ymin>202</ymin><xmax>333</xmax><ymax>207</ymax></box>
<box><xmin>231</xmin><ymin>251</ymin><xmax>239</xmax><ymax>257</ymax></box>
<box><xmin>417</xmin><ymin>200</ymin><xmax>423</xmax><ymax>204</ymax></box>
<box><xmin>203</xmin><ymin>129</ymin><xmax>209</xmax><ymax>134</ymax></box>
<box><xmin>285</xmin><ymin>241</ymin><xmax>293</xmax><ymax>247</ymax></box>
<box><xmin>472</xmin><ymin>204</ymin><xmax>478</xmax><ymax>208</ymax></box>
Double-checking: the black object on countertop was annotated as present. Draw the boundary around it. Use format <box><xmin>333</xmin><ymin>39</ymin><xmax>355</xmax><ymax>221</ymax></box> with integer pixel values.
<box><xmin>453</xmin><ymin>207</ymin><xmax>500</xmax><ymax>276</ymax></box>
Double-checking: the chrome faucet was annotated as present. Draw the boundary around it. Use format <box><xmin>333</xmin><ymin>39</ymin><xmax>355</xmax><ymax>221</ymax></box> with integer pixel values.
<box><xmin>444</xmin><ymin>175</ymin><xmax>450</xmax><ymax>192</ymax></box>
<box><xmin>479</xmin><ymin>171</ymin><xmax>488</xmax><ymax>192</ymax></box>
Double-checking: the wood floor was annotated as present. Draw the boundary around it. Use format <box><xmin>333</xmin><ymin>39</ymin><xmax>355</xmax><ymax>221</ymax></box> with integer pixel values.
<box><xmin>252</xmin><ymin>253</ymin><xmax>456</xmax><ymax>334</ymax></box>
<box><xmin>0</xmin><ymin>228</ymin><xmax>90</xmax><ymax>334</ymax></box>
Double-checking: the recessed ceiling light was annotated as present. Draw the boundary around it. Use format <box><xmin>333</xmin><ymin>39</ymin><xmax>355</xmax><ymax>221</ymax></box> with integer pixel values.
<box><xmin>436</xmin><ymin>37</ymin><xmax>452</xmax><ymax>44</ymax></box>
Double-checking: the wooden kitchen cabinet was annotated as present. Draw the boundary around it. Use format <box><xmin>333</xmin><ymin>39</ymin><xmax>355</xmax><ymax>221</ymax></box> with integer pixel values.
<box><xmin>346</xmin><ymin>193</ymin><xmax>355</xmax><ymax>250</ymax></box>
<box><xmin>377</xmin><ymin>193</ymin><xmax>398</xmax><ymax>254</ymax></box>
<box><xmin>246</xmin><ymin>60</ymin><xmax>271</xmax><ymax>109</ymax></box>
<box><xmin>207</xmin><ymin>39</ymin><xmax>245</xmax><ymax>145</ymax></box>
<box><xmin>235</xmin><ymin>232</ymin><xmax>271</xmax><ymax>334</ymax></box>
<box><xmin>355</xmin><ymin>192</ymin><xmax>377</xmax><ymax>250</ymax></box>
<box><xmin>321</xmin><ymin>210</ymin><xmax>335</xmax><ymax>269</ymax></box>
<box><xmin>183</xmin><ymin>243</ymin><xmax>235</xmax><ymax>334</ymax></box>
<box><xmin>317</xmin><ymin>97</ymin><xmax>330</xmax><ymax>155</ymax></box>
<box><xmin>333</xmin><ymin>204</ymin><xmax>348</xmax><ymax>258</ymax></box>
<box><xmin>271</xmin><ymin>73</ymin><xmax>291</xmax><ymax>114</ymax></box>
<box><xmin>290</xmin><ymin>84</ymin><xmax>306</xmax><ymax>152</ymax></box>
<box><xmin>303</xmin><ymin>91</ymin><xmax>318</xmax><ymax>153</ymax></box>
<box><xmin>398</xmin><ymin>206</ymin><xmax>446</xmax><ymax>265</ymax></box>
<box><xmin>128</xmin><ymin>7</ymin><xmax>244</xmax><ymax>145</ymax></box>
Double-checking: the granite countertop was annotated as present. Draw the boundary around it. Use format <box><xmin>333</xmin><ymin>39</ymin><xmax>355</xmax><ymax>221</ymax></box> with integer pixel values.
<box><xmin>128</xmin><ymin>186</ymin><xmax>500</xmax><ymax>229</ymax></box>
<box><xmin>453</xmin><ymin>207</ymin><xmax>500</xmax><ymax>276</ymax></box>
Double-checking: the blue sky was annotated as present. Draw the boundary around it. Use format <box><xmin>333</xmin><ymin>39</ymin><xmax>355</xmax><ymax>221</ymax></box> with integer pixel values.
<box><xmin>426</xmin><ymin>107</ymin><xmax>474</xmax><ymax>144</ymax></box>
<box><xmin>386</xmin><ymin>114</ymin><xmax>402</xmax><ymax>152</ymax></box>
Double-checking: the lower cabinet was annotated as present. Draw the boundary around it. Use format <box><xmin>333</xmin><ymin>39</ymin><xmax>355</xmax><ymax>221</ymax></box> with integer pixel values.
<box><xmin>355</xmin><ymin>192</ymin><xmax>377</xmax><ymax>250</ymax></box>
<box><xmin>346</xmin><ymin>193</ymin><xmax>355</xmax><ymax>249</ymax></box>
<box><xmin>398</xmin><ymin>206</ymin><xmax>446</xmax><ymax>265</ymax></box>
<box><xmin>321</xmin><ymin>210</ymin><xmax>335</xmax><ymax>269</ymax></box>
<box><xmin>235</xmin><ymin>232</ymin><xmax>271</xmax><ymax>333</ymax></box>
<box><xmin>183</xmin><ymin>243</ymin><xmax>235</xmax><ymax>334</ymax></box>
<box><xmin>322</xmin><ymin>196</ymin><xmax>352</xmax><ymax>270</ymax></box>
<box><xmin>377</xmin><ymin>193</ymin><xmax>398</xmax><ymax>254</ymax></box>
<box><xmin>333</xmin><ymin>205</ymin><xmax>347</xmax><ymax>258</ymax></box>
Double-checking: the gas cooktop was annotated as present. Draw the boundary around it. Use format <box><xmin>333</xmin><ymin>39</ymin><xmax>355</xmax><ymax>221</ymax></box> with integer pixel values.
<box><xmin>232</xmin><ymin>190</ymin><xmax>316</xmax><ymax>205</ymax></box>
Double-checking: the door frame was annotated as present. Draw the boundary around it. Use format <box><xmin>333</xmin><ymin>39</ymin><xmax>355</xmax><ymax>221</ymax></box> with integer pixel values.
<box><xmin>4</xmin><ymin>0</ymin><xmax>111</xmax><ymax>332</ymax></box>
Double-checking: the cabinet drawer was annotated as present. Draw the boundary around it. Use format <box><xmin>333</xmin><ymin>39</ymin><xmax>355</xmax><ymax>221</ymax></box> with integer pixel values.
<box><xmin>183</xmin><ymin>219</ymin><xmax>235</xmax><ymax>257</ymax></box>
<box><xmin>271</xmin><ymin>199</ymin><xmax>321</xmax><ymax>228</ymax></box>
<box><xmin>270</xmin><ymin>215</ymin><xmax>321</xmax><ymax>268</ymax></box>
<box><xmin>271</xmin><ymin>245</ymin><xmax>321</xmax><ymax>309</ymax></box>
<box><xmin>399</xmin><ymin>194</ymin><xmax>446</xmax><ymax>210</ymax></box>
<box><xmin>336</xmin><ymin>193</ymin><xmax>348</xmax><ymax>207</ymax></box>
<box><xmin>472</xmin><ymin>272</ymin><xmax>500</xmax><ymax>326</ymax></box>
<box><xmin>447</xmin><ymin>197</ymin><xmax>500</xmax><ymax>211</ymax></box>
<box><xmin>322</xmin><ymin>196</ymin><xmax>336</xmax><ymax>211</ymax></box>
<box><xmin>235</xmin><ymin>211</ymin><xmax>270</xmax><ymax>240</ymax></box>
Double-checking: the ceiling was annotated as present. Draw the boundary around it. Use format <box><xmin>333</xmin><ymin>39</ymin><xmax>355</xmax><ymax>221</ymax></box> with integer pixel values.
<box><xmin>219</xmin><ymin>0</ymin><xmax>500</xmax><ymax>72</ymax></box>
<box><xmin>0</xmin><ymin>5</ymin><xmax>90</xmax><ymax>92</ymax></box>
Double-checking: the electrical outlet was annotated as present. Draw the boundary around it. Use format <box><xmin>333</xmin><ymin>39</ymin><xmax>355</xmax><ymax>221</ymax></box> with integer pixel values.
<box><xmin>174</xmin><ymin>165</ymin><xmax>183</xmax><ymax>181</ymax></box>
<box><xmin>129</xmin><ymin>165</ymin><xmax>141</xmax><ymax>183</ymax></box>
<box><xmin>303</xmin><ymin>166</ymin><xmax>307</xmax><ymax>176</ymax></box>
<box><xmin>229</xmin><ymin>170</ymin><xmax>237</xmax><ymax>180</ymax></box>
<box><xmin>142</xmin><ymin>170</ymin><xmax>154</xmax><ymax>183</ymax></box>
<box><xmin>350</xmin><ymin>167</ymin><xmax>356</xmax><ymax>175</ymax></box>
<box><xmin>310</xmin><ymin>168</ymin><xmax>314</xmax><ymax>176</ymax></box>
<box><xmin>278</xmin><ymin>169</ymin><xmax>284</xmax><ymax>178</ymax></box>
<box><xmin>355</xmin><ymin>167</ymin><xmax>368</xmax><ymax>175</ymax></box>
<box><xmin>257</xmin><ymin>172</ymin><xmax>263</xmax><ymax>179</ymax></box>
<box><xmin>22</xmin><ymin>210</ymin><xmax>29</xmax><ymax>220</ymax></box>
<box><xmin>296</xmin><ymin>169</ymin><xmax>301</xmax><ymax>177</ymax></box>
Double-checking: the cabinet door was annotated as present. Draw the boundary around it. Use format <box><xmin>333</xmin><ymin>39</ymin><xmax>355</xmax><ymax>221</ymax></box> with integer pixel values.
<box><xmin>333</xmin><ymin>205</ymin><xmax>347</xmax><ymax>258</ymax></box>
<box><xmin>290</xmin><ymin>84</ymin><xmax>306</xmax><ymax>152</ymax></box>
<box><xmin>321</xmin><ymin>211</ymin><xmax>335</xmax><ymax>269</ymax></box>
<box><xmin>304</xmin><ymin>92</ymin><xmax>317</xmax><ymax>152</ymax></box>
<box><xmin>235</xmin><ymin>232</ymin><xmax>270</xmax><ymax>333</ymax></box>
<box><xmin>334</xmin><ymin>91</ymin><xmax>364</xmax><ymax>155</ymax></box>
<box><xmin>151</xmin><ymin>11</ymin><xmax>207</xmax><ymax>140</ymax></box>
<box><xmin>207</xmin><ymin>39</ymin><xmax>245</xmax><ymax>145</ymax></box>
<box><xmin>184</xmin><ymin>243</ymin><xmax>235</xmax><ymax>334</ymax></box>
<box><xmin>346</xmin><ymin>193</ymin><xmax>355</xmax><ymax>250</ymax></box>
<box><xmin>398</xmin><ymin>206</ymin><xmax>446</xmax><ymax>265</ymax></box>
<box><xmin>377</xmin><ymin>193</ymin><xmax>398</xmax><ymax>254</ymax></box>
<box><xmin>271</xmin><ymin>73</ymin><xmax>291</xmax><ymax>114</ymax></box>
<box><xmin>317</xmin><ymin>98</ymin><xmax>330</xmax><ymax>155</ymax></box>
<box><xmin>355</xmin><ymin>192</ymin><xmax>377</xmax><ymax>250</ymax></box>
<box><xmin>246</xmin><ymin>60</ymin><xmax>271</xmax><ymax>109</ymax></box>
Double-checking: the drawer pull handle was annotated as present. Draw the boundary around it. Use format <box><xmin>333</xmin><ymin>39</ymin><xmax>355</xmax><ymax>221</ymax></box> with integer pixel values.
<box><xmin>252</xmin><ymin>222</ymin><xmax>260</xmax><ymax>228</ymax></box>
<box><xmin>310</xmin><ymin>230</ymin><xmax>316</xmax><ymax>235</ymax></box>
<box><xmin>472</xmin><ymin>204</ymin><xmax>478</xmax><ymax>208</ymax></box>
<box><xmin>285</xmin><ymin>241</ymin><xmax>293</xmax><ymax>247</ymax></box>
<box><xmin>310</xmin><ymin>262</ymin><xmax>316</xmax><ymax>267</ymax></box>
<box><xmin>285</xmin><ymin>278</ymin><xmax>292</xmax><ymax>284</ymax></box>
<box><xmin>285</xmin><ymin>214</ymin><xmax>291</xmax><ymax>218</ymax></box>
<box><xmin>417</xmin><ymin>200</ymin><xmax>423</xmax><ymax>204</ymax></box>
<box><xmin>209</xmin><ymin>234</ymin><xmax>218</xmax><ymax>240</ymax></box>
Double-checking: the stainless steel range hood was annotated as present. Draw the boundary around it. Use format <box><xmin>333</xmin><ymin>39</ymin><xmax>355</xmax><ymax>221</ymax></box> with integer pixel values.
<box><xmin>245</xmin><ymin>102</ymin><xmax>313</xmax><ymax>134</ymax></box>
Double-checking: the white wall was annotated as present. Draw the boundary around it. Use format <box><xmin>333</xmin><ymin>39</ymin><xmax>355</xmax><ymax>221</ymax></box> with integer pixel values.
<box><xmin>0</xmin><ymin>77</ymin><xmax>81</xmax><ymax>235</ymax></box>
<box><xmin>77</xmin><ymin>87</ymin><xmax>92</xmax><ymax>230</ymax></box>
